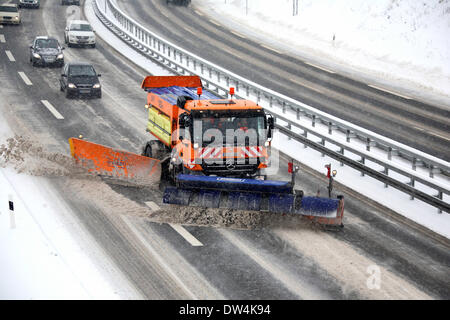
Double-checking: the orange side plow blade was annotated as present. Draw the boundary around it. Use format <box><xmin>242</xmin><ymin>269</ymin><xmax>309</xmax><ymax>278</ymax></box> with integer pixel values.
<box><xmin>69</xmin><ymin>138</ymin><xmax>161</xmax><ymax>183</ymax></box>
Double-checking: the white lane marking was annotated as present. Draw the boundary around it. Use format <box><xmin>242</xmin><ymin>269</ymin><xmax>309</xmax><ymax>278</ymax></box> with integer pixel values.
<box><xmin>260</xmin><ymin>44</ymin><xmax>283</xmax><ymax>55</ymax></box>
<box><xmin>195</xmin><ymin>10</ymin><xmax>204</xmax><ymax>16</ymax></box>
<box><xmin>41</xmin><ymin>100</ymin><xmax>64</xmax><ymax>119</ymax></box>
<box><xmin>209</xmin><ymin>19</ymin><xmax>221</xmax><ymax>27</ymax></box>
<box><xmin>0</xmin><ymin>34</ymin><xmax>5</xmax><ymax>43</ymax></box>
<box><xmin>145</xmin><ymin>201</ymin><xmax>203</xmax><ymax>247</ymax></box>
<box><xmin>184</xmin><ymin>26</ymin><xmax>195</xmax><ymax>34</ymax></box>
<box><xmin>5</xmin><ymin>50</ymin><xmax>15</xmax><ymax>62</ymax></box>
<box><xmin>368</xmin><ymin>84</ymin><xmax>412</xmax><ymax>100</ymax></box>
<box><xmin>120</xmin><ymin>215</ymin><xmax>198</xmax><ymax>299</ymax></box>
<box><xmin>290</xmin><ymin>77</ymin><xmax>324</xmax><ymax>94</ymax></box>
<box><xmin>231</xmin><ymin>30</ymin><xmax>246</xmax><ymax>39</ymax></box>
<box><xmin>169</xmin><ymin>224</ymin><xmax>204</xmax><ymax>247</ymax></box>
<box><xmin>304</xmin><ymin>61</ymin><xmax>336</xmax><ymax>74</ymax></box>
<box><xmin>428</xmin><ymin>131</ymin><xmax>450</xmax><ymax>141</ymax></box>
<box><xmin>145</xmin><ymin>201</ymin><xmax>161</xmax><ymax>212</ymax></box>
<box><xmin>18</xmin><ymin>71</ymin><xmax>32</xmax><ymax>85</ymax></box>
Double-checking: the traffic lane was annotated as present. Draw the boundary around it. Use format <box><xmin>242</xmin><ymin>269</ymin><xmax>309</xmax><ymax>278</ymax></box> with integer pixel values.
<box><xmin>117</xmin><ymin>0</ymin><xmax>450</xmax><ymax>160</ymax></box>
<box><xmin>274</xmin><ymin>155</ymin><xmax>450</xmax><ymax>299</ymax></box>
<box><xmin>2</xmin><ymin>0</ymin><xmax>149</xmax><ymax>151</ymax></box>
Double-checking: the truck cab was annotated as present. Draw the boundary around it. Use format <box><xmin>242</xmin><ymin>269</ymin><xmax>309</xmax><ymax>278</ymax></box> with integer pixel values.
<box><xmin>141</xmin><ymin>76</ymin><xmax>274</xmax><ymax>179</ymax></box>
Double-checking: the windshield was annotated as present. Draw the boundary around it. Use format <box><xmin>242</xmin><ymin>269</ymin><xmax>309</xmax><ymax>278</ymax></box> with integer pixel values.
<box><xmin>193</xmin><ymin>115</ymin><xmax>266</xmax><ymax>146</ymax></box>
<box><xmin>35</xmin><ymin>39</ymin><xmax>59</xmax><ymax>49</ymax></box>
<box><xmin>69</xmin><ymin>65</ymin><xmax>96</xmax><ymax>77</ymax></box>
<box><xmin>0</xmin><ymin>6</ymin><xmax>18</xmax><ymax>12</ymax></box>
<box><xmin>70</xmin><ymin>23</ymin><xmax>92</xmax><ymax>31</ymax></box>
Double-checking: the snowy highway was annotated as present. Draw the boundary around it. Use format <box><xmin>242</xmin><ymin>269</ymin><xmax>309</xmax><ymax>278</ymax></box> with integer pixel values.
<box><xmin>0</xmin><ymin>0</ymin><xmax>449</xmax><ymax>300</ymax></box>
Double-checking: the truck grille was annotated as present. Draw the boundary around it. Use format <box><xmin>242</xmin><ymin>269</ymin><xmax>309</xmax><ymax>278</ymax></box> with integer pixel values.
<box><xmin>201</xmin><ymin>158</ymin><xmax>260</xmax><ymax>176</ymax></box>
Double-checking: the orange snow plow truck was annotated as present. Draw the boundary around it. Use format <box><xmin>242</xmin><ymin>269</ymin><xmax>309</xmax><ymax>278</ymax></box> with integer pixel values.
<box><xmin>68</xmin><ymin>76</ymin><xmax>344</xmax><ymax>227</ymax></box>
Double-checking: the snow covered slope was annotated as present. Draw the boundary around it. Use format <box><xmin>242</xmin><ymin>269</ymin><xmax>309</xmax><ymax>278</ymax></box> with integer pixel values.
<box><xmin>195</xmin><ymin>0</ymin><xmax>450</xmax><ymax>105</ymax></box>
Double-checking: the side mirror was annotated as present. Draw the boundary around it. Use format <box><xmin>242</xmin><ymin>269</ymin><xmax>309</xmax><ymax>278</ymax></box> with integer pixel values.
<box><xmin>61</xmin><ymin>74</ymin><xmax>66</xmax><ymax>77</ymax></box>
<box><xmin>267</xmin><ymin>116</ymin><xmax>274</xmax><ymax>130</ymax></box>
<box><xmin>29</xmin><ymin>45</ymin><xmax>33</xmax><ymax>49</ymax></box>
<box><xmin>267</xmin><ymin>115</ymin><xmax>274</xmax><ymax>139</ymax></box>
<box><xmin>97</xmin><ymin>74</ymin><xmax>101</xmax><ymax>77</ymax></box>
<box><xmin>178</xmin><ymin>113</ymin><xmax>191</xmax><ymax>128</ymax></box>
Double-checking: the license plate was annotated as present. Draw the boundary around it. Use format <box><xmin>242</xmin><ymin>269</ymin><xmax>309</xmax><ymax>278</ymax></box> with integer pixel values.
<box><xmin>80</xmin><ymin>89</ymin><xmax>91</xmax><ymax>94</ymax></box>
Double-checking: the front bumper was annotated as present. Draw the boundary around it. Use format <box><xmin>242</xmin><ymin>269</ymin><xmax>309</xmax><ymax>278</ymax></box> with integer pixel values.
<box><xmin>19</xmin><ymin>2</ymin><xmax>40</xmax><ymax>8</ymax></box>
<box><xmin>62</xmin><ymin>0</ymin><xmax>80</xmax><ymax>5</ymax></box>
<box><xmin>33</xmin><ymin>56</ymin><xmax>64</xmax><ymax>67</ymax></box>
<box><xmin>0</xmin><ymin>17</ymin><xmax>21</xmax><ymax>24</ymax></box>
<box><xmin>67</xmin><ymin>87</ymin><xmax>101</xmax><ymax>97</ymax></box>
<box><xmin>68</xmin><ymin>38</ymin><xmax>96</xmax><ymax>46</ymax></box>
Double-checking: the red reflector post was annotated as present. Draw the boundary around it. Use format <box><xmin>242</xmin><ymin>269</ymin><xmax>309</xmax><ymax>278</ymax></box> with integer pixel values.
<box><xmin>230</xmin><ymin>87</ymin><xmax>235</xmax><ymax>96</ymax></box>
<box><xmin>197</xmin><ymin>87</ymin><xmax>203</xmax><ymax>96</ymax></box>
<box><xmin>288</xmin><ymin>162</ymin><xmax>293</xmax><ymax>173</ymax></box>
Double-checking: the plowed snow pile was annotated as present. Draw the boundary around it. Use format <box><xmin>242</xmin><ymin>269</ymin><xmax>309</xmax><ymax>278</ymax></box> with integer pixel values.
<box><xmin>0</xmin><ymin>135</ymin><xmax>91</xmax><ymax>178</ymax></box>
<box><xmin>0</xmin><ymin>136</ymin><xmax>312</xmax><ymax>230</ymax></box>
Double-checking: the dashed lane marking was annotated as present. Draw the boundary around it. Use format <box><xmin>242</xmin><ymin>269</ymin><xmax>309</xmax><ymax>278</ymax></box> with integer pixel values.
<box><xmin>209</xmin><ymin>19</ymin><xmax>221</xmax><ymax>27</ymax></box>
<box><xmin>18</xmin><ymin>72</ymin><xmax>32</xmax><ymax>85</ymax></box>
<box><xmin>230</xmin><ymin>30</ymin><xmax>246</xmax><ymax>39</ymax></box>
<box><xmin>304</xmin><ymin>61</ymin><xmax>336</xmax><ymax>74</ymax></box>
<box><xmin>41</xmin><ymin>100</ymin><xmax>64</xmax><ymax>119</ymax></box>
<box><xmin>194</xmin><ymin>10</ymin><xmax>203</xmax><ymax>16</ymax></box>
<box><xmin>5</xmin><ymin>50</ymin><xmax>15</xmax><ymax>62</ymax></box>
<box><xmin>0</xmin><ymin>34</ymin><xmax>5</xmax><ymax>43</ymax></box>
<box><xmin>260</xmin><ymin>43</ymin><xmax>284</xmax><ymax>55</ymax></box>
<box><xmin>145</xmin><ymin>201</ymin><xmax>204</xmax><ymax>247</ymax></box>
<box><xmin>368</xmin><ymin>84</ymin><xmax>412</xmax><ymax>100</ymax></box>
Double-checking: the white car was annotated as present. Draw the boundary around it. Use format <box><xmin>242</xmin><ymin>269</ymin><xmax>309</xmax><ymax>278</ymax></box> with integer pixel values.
<box><xmin>0</xmin><ymin>3</ymin><xmax>21</xmax><ymax>25</ymax></box>
<box><xmin>64</xmin><ymin>20</ymin><xmax>96</xmax><ymax>48</ymax></box>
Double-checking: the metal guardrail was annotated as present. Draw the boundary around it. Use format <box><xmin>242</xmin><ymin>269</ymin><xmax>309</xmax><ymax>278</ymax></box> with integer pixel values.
<box><xmin>92</xmin><ymin>0</ymin><xmax>449</xmax><ymax>213</ymax></box>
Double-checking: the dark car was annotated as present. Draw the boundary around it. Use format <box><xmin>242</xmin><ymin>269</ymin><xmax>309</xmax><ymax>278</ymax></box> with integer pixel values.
<box><xmin>61</xmin><ymin>0</ymin><xmax>80</xmax><ymax>5</ymax></box>
<box><xmin>30</xmin><ymin>36</ymin><xmax>65</xmax><ymax>67</ymax></box>
<box><xmin>19</xmin><ymin>0</ymin><xmax>40</xmax><ymax>9</ymax></box>
<box><xmin>166</xmin><ymin>0</ymin><xmax>191</xmax><ymax>6</ymax></box>
<box><xmin>60</xmin><ymin>62</ymin><xmax>102</xmax><ymax>99</ymax></box>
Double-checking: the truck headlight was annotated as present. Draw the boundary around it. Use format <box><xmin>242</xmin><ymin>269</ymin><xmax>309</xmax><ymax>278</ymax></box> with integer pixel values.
<box><xmin>57</xmin><ymin>53</ymin><xmax>64</xmax><ymax>59</ymax></box>
<box><xmin>264</xmin><ymin>140</ymin><xmax>270</xmax><ymax>147</ymax></box>
<box><xmin>193</xmin><ymin>143</ymin><xmax>199</xmax><ymax>149</ymax></box>
<box><xmin>68</xmin><ymin>83</ymin><xmax>77</xmax><ymax>89</ymax></box>
<box><xmin>93</xmin><ymin>83</ymin><xmax>101</xmax><ymax>89</ymax></box>
<box><xmin>33</xmin><ymin>53</ymin><xmax>41</xmax><ymax>59</ymax></box>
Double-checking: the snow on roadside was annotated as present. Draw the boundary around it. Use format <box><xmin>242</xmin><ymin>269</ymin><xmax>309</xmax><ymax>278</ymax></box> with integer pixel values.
<box><xmin>0</xmin><ymin>115</ymin><xmax>139</xmax><ymax>300</ymax></box>
<box><xmin>193</xmin><ymin>0</ymin><xmax>450</xmax><ymax>106</ymax></box>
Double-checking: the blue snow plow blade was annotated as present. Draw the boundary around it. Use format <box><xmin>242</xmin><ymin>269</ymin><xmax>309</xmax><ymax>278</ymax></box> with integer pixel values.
<box><xmin>162</xmin><ymin>174</ymin><xmax>342</xmax><ymax>219</ymax></box>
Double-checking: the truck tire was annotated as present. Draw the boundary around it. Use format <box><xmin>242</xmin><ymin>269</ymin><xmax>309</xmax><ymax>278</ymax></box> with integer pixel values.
<box><xmin>142</xmin><ymin>140</ymin><xmax>169</xmax><ymax>160</ymax></box>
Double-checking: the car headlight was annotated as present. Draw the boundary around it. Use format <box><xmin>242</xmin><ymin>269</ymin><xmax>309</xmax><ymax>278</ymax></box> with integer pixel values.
<box><xmin>93</xmin><ymin>83</ymin><xmax>101</xmax><ymax>89</ymax></box>
<box><xmin>68</xmin><ymin>83</ymin><xmax>77</xmax><ymax>89</ymax></box>
<box><xmin>33</xmin><ymin>53</ymin><xmax>41</xmax><ymax>59</ymax></box>
<box><xmin>14</xmin><ymin>16</ymin><xmax>19</xmax><ymax>20</ymax></box>
<box><xmin>57</xmin><ymin>53</ymin><xmax>64</xmax><ymax>59</ymax></box>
